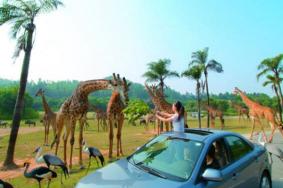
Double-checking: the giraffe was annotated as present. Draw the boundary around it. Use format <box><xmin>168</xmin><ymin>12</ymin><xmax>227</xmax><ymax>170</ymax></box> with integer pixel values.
<box><xmin>51</xmin><ymin>74</ymin><xmax>125</xmax><ymax>169</ymax></box>
<box><xmin>145</xmin><ymin>84</ymin><xmax>187</xmax><ymax>134</ymax></box>
<box><xmin>234</xmin><ymin>87</ymin><xmax>283</xmax><ymax>142</ymax></box>
<box><xmin>35</xmin><ymin>89</ymin><xmax>57</xmax><ymax>146</ymax></box>
<box><xmin>230</xmin><ymin>101</ymin><xmax>250</xmax><ymax>122</ymax></box>
<box><xmin>107</xmin><ymin>76</ymin><xmax>130</xmax><ymax>159</ymax></box>
<box><xmin>204</xmin><ymin>105</ymin><xmax>225</xmax><ymax>129</ymax></box>
<box><xmin>93</xmin><ymin>106</ymin><xmax>107</xmax><ymax>132</ymax></box>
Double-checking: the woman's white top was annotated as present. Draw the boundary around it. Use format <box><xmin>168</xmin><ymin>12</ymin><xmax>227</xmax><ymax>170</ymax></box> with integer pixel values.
<box><xmin>172</xmin><ymin>113</ymin><xmax>185</xmax><ymax>132</ymax></box>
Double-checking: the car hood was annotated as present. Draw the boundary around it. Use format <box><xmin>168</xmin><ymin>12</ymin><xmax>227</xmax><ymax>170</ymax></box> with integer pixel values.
<box><xmin>76</xmin><ymin>158</ymin><xmax>186</xmax><ymax>188</ymax></box>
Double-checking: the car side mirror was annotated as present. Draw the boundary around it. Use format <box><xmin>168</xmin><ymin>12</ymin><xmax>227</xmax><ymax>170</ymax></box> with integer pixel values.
<box><xmin>136</xmin><ymin>147</ymin><xmax>141</xmax><ymax>151</ymax></box>
<box><xmin>202</xmin><ymin>168</ymin><xmax>223</xmax><ymax>182</ymax></box>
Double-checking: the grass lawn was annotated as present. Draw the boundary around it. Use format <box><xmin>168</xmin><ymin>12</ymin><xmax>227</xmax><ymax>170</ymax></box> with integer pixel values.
<box><xmin>0</xmin><ymin>116</ymin><xmax>272</xmax><ymax>188</ymax></box>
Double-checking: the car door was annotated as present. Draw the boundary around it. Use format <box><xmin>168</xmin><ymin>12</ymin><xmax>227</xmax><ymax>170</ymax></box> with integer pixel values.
<box><xmin>222</xmin><ymin>136</ymin><xmax>258</xmax><ymax>188</ymax></box>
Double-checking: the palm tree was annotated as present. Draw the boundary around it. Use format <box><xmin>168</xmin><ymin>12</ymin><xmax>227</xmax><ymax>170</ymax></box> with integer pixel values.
<box><xmin>182</xmin><ymin>65</ymin><xmax>203</xmax><ymax>128</ymax></box>
<box><xmin>143</xmin><ymin>59</ymin><xmax>179</xmax><ymax>96</ymax></box>
<box><xmin>190</xmin><ymin>47</ymin><xmax>223</xmax><ymax>128</ymax></box>
<box><xmin>261</xmin><ymin>75</ymin><xmax>283</xmax><ymax>124</ymax></box>
<box><xmin>257</xmin><ymin>54</ymin><xmax>283</xmax><ymax>108</ymax></box>
<box><xmin>0</xmin><ymin>0</ymin><xmax>63</xmax><ymax>168</ymax></box>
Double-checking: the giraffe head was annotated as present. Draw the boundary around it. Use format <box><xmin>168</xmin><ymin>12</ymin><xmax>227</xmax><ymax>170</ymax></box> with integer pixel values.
<box><xmin>233</xmin><ymin>87</ymin><xmax>241</xmax><ymax>95</ymax></box>
<box><xmin>35</xmin><ymin>88</ymin><xmax>44</xmax><ymax>97</ymax></box>
<box><xmin>110</xmin><ymin>73</ymin><xmax>130</xmax><ymax>106</ymax></box>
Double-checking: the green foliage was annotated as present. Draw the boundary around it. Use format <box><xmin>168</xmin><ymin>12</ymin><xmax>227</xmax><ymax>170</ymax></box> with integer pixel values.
<box><xmin>123</xmin><ymin>99</ymin><xmax>150</xmax><ymax>124</ymax></box>
<box><xmin>0</xmin><ymin>87</ymin><xmax>39</xmax><ymax>120</ymax></box>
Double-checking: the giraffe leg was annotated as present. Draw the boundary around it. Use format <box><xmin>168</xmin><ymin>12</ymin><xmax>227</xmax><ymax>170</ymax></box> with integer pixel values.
<box><xmin>268</xmin><ymin>122</ymin><xmax>276</xmax><ymax>143</ymax></box>
<box><xmin>63</xmin><ymin>124</ymin><xmax>71</xmax><ymax>165</ymax></box>
<box><xmin>46</xmin><ymin>121</ymin><xmax>50</xmax><ymax>146</ymax></box>
<box><xmin>257</xmin><ymin>119</ymin><xmax>267</xmax><ymax>143</ymax></box>
<box><xmin>79</xmin><ymin>119</ymin><xmax>84</xmax><ymax>168</ymax></box>
<box><xmin>108</xmin><ymin>119</ymin><xmax>114</xmax><ymax>159</ymax></box>
<box><xmin>117</xmin><ymin>114</ymin><xmax>124</xmax><ymax>156</ymax></box>
<box><xmin>69</xmin><ymin>120</ymin><xmax>76</xmax><ymax>169</ymax></box>
<box><xmin>52</xmin><ymin>115</ymin><xmax>64</xmax><ymax>156</ymax></box>
<box><xmin>44</xmin><ymin>120</ymin><xmax>47</xmax><ymax>146</ymax></box>
<box><xmin>250</xmin><ymin>117</ymin><xmax>256</xmax><ymax>140</ymax></box>
<box><xmin>97</xmin><ymin>119</ymin><xmax>100</xmax><ymax>132</ymax></box>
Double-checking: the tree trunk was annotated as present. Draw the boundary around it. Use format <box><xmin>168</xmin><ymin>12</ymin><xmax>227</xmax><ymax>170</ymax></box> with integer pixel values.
<box><xmin>274</xmin><ymin>85</ymin><xmax>283</xmax><ymax>125</ymax></box>
<box><xmin>204</xmin><ymin>71</ymin><xmax>210</xmax><ymax>128</ymax></box>
<box><xmin>159</xmin><ymin>78</ymin><xmax>164</xmax><ymax>131</ymax></box>
<box><xmin>277</xmin><ymin>82</ymin><xmax>283</xmax><ymax>108</ymax></box>
<box><xmin>197</xmin><ymin>81</ymin><xmax>201</xmax><ymax>128</ymax></box>
<box><xmin>3</xmin><ymin>26</ymin><xmax>34</xmax><ymax>168</ymax></box>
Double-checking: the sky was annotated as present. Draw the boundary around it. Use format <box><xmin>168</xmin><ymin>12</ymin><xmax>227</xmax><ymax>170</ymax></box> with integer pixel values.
<box><xmin>0</xmin><ymin>0</ymin><xmax>282</xmax><ymax>95</ymax></box>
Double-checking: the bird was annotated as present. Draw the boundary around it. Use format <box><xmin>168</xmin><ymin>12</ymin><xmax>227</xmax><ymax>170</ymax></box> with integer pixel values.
<box><xmin>0</xmin><ymin>179</ymin><xmax>14</xmax><ymax>188</ymax></box>
<box><xmin>33</xmin><ymin>146</ymin><xmax>69</xmax><ymax>183</ymax></box>
<box><xmin>82</xmin><ymin>141</ymin><xmax>105</xmax><ymax>173</ymax></box>
<box><xmin>23</xmin><ymin>162</ymin><xmax>57</xmax><ymax>188</ymax></box>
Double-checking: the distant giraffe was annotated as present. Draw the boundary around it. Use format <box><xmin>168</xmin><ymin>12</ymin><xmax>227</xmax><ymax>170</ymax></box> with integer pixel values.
<box><xmin>51</xmin><ymin>74</ymin><xmax>125</xmax><ymax>169</ymax></box>
<box><xmin>35</xmin><ymin>89</ymin><xmax>56</xmax><ymax>146</ymax></box>
<box><xmin>107</xmin><ymin>76</ymin><xmax>130</xmax><ymax>158</ymax></box>
<box><xmin>93</xmin><ymin>106</ymin><xmax>107</xmax><ymax>132</ymax></box>
<box><xmin>204</xmin><ymin>105</ymin><xmax>225</xmax><ymax>130</ymax></box>
<box><xmin>230</xmin><ymin>101</ymin><xmax>250</xmax><ymax>122</ymax></box>
<box><xmin>234</xmin><ymin>87</ymin><xmax>283</xmax><ymax>142</ymax></box>
<box><xmin>145</xmin><ymin>84</ymin><xmax>187</xmax><ymax>134</ymax></box>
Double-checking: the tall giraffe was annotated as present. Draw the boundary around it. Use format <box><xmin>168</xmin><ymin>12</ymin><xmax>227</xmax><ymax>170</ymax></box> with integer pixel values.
<box><xmin>35</xmin><ymin>89</ymin><xmax>57</xmax><ymax>146</ymax></box>
<box><xmin>234</xmin><ymin>87</ymin><xmax>283</xmax><ymax>142</ymax></box>
<box><xmin>230</xmin><ymin>101</ymin><xmax>250</xmax><ymax>122</ymax></box>
<box><xmin>92</xmin><ymin>106</ymin><xmax>107</xmax><ymax>132</ymax></box>
<box><xmin>51</xmin><ymin>74</ymin><xmax>125</xmax><ymax>169</ymax></box>
<box><xmin>204</xmin><ymin>105</ymin><xmax>225</xmax><ymax>129</ymax></box>
<box><xmin>107</xmin><ymin>76</ymin><xmax>130</xmax><ymax>158</ymax></box>
<box><xmin>145</xmin><ymin>84</ymin><xmax>187</xmax><ymax>134</ymax></box>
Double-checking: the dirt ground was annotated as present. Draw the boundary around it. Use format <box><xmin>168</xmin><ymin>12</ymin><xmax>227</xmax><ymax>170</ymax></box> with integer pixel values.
<box><xmin>0</xmin><ymin>127</ymin><xmax>44</xmax><ymax>137</ymax></box>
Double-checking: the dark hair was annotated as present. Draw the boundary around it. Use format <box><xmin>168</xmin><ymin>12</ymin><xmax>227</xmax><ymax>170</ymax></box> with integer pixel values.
<box><xmin>207</xmin><ymin>145</ymin><xmax>216</xmax><ymax>158</ymax></box>
<box><xmin>174</xmin><ymin>101</ymin><xmax>185</xmax><ymax>121</ymax></box>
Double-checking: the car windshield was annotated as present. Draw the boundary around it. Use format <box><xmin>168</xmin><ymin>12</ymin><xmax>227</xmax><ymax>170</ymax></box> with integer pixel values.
<box><xmin>128</xmin><ymin>135</ymin><xmax>203</xmax><ymax>181</ymax></box>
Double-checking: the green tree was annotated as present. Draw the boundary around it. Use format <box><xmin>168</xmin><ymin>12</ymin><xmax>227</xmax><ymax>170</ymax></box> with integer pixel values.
<box><xmin>123</xmin><ymin>99</ymin><xmax>150</xmax><ymax>125</ymax></box>
<box><xmin>182</xmin><ymin>65</ymin><xmax>203</xmax><ymax>128</ymax></box>
<box><xmin>190</xmin><ymin>47</ymin><xmax>223</xmax><ymax>128</ymax></box>
<box><xmin>0</xmin><ymin>0</ymin><xmax>63</xmax><ymax>168</ymax></box>
<box><xmin>143</xmin><ymin>59</ymin><xmax>179</xmax><ymax>96</ymax></box>
<box><xmin>257</xmin><ymin>54</ymin><xmax>283</xmax><ymax>124</ymax></box>
<box><xmin>261</xmin><ymin>75</ymin><xmax>283</xmax><ymax>124</ymax></box>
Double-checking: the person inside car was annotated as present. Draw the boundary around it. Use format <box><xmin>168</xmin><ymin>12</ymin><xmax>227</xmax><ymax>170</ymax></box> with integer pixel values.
<box><xmin>206</xmin><ymin>145</ymin><xmax>220</xmax><ymax>169</ymax></box>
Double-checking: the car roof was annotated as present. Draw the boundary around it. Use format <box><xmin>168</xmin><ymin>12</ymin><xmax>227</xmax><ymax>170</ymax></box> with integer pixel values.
<box><xmin>162</xmin><ymin>128</ymin><xmax>239</xmax><ymax>142</ymax></box>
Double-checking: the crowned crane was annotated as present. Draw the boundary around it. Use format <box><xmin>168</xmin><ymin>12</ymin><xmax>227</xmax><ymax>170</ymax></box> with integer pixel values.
<box><xmin>258</xmin><ymin>133</ymin><xmax>283</xmax><ymax>162</ymax></box>
<box><xmin>0</xmin><ymin>179</ymin><xmax>13</xmax><ymax>188</ymax></box>
<box><xmin>33</xmin><ymin>147</ymin><xmax>69</xmax><ymax>183</ymax></box>
<box><xmin>82</xmin><ymin>141</ymin><xmax>105</xmax><ymax>173</ymax></box>
<box><xmin>23</xmin><ymin>162</ymin><xmax>57</xmax><ymax>188</ymax></box>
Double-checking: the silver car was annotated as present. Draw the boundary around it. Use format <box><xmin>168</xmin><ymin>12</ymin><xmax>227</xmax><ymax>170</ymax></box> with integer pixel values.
<box><xmin>76</xmin><ymin>129</ymin><xmax>272</xmax><ymax>188</ymax></box>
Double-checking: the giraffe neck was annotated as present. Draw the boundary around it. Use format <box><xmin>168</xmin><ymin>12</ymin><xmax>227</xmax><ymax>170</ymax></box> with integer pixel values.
<box><xmin>238</xmin><ymin>91</ymin><xmax>256</xmax><ymax>109</ymax></box>
<box><xmin>77</xmin><ymin>79</ymin><xmax>110</xmax><ymax>96</ymax></box>
<box><xmin>41</xmin><ymin>94</ymin><xmax>53</xmax><ymax>114</ymax></box>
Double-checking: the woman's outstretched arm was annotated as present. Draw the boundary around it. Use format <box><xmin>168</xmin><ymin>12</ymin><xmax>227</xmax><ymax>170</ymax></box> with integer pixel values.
<box><xmin>155</xmin><ymin>114</ymin><xmax>174</xmax><ymax>122</ymax></box>
<box><xmin>157</xmin><ymin>111</ymin><xmax>174</xmax><ymax>118</ymax></box>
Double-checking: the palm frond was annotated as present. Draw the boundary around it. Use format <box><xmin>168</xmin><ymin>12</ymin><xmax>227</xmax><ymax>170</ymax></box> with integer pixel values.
<box><xmin>181</xmin><ymin>65</ymin><xmax>202</xmax><ymax>80</ymax></box>
<box><xmin>37</xmin><ymin>0</ymin><xmax>64</xmax><ymax>14</ymax></box>
<box><xmin>13</xmin><ymin>31</ymin><xmax>27</xmax><ymax>59</ymax></box>
<box><xmin>256</xmin><ymin>68</ymin><xmax>269</xmax><ymax>81</ymax></box>
<box><xmin>206</xmin><ymin>60</ymin><xmax>223</xmax><ymax>73</ymax></box>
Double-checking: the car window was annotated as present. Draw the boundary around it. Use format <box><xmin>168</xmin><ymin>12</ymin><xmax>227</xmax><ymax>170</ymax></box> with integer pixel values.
<box><xmin>225</xmin><ymin>136</ymin><xmax>252</xmax><ymax>162</ymax></box>
<box><xmin>128</xmin><ymin>135</ymin><xmax>203</xmax><ymax>181</ymax></box>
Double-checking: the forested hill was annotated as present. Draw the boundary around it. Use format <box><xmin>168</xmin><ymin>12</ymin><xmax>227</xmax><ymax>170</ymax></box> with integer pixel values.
<box><xmin>0</xmin><ymin>78</ymin><xmax>276</xmax><ymax>114</ymax></box>
<box><xmin>0</xmin><ymin>78</ymin><xmax>194</xmax><ymax>109</ymax></box>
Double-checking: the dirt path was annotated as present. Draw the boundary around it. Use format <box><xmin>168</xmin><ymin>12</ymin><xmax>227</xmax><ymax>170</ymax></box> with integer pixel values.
<box><xmin>0</xmin><ymin>127</ymin><xmax>44</xmax><ymax>137</ymax></box>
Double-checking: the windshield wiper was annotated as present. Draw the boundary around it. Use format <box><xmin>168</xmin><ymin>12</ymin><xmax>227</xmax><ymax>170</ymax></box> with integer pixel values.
<box><xmin>139</xmin><ymin>165</ymin><xmax>167</xmax><ymax>179</ymax></box>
